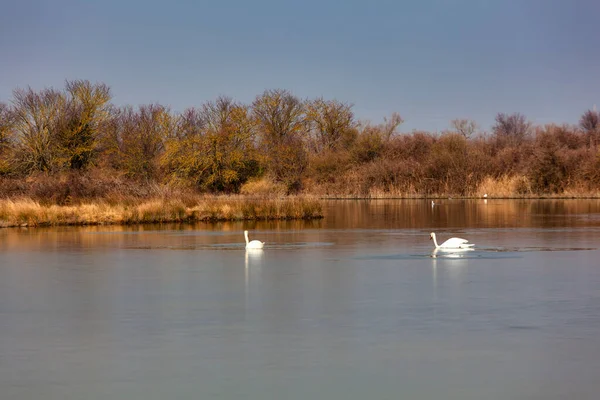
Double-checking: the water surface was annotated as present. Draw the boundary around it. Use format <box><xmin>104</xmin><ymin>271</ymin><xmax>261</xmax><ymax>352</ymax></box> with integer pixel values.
<box><xmin>1</xmin><ymin>199</ymin><xmax>599</xmax><ymax>399</ymax></box>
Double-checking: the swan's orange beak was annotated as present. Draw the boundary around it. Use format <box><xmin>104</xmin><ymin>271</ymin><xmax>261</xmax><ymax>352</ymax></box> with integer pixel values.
<box><xmin>429</xmin><ymin>236</ymin><xmax>432</xmax><ymax>240</ymax></box>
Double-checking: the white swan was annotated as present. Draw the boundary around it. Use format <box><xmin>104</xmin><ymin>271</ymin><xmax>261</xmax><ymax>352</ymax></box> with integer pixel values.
<box><xmin>430</xmin><ymin>232</ymin><xmax>474</xmax><ymax>250</ymax></box>
<box><xmin>244</xmin><ymin>230</ymin><xmax>264</xmax><ymax>249</ymax></box>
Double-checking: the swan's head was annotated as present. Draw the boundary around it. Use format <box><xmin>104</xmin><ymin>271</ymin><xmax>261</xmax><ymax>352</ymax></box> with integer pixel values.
<box><xmin>429</xmin><ymin>232</ymin><xmax>435</xmax><ymax>240</ymax></box>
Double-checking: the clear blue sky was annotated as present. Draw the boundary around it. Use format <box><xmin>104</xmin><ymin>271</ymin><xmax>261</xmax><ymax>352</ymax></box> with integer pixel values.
<box><xmin>1</xmin><ymin>0</ymin><xmax>599</xmax><ymax>132</ymax></box>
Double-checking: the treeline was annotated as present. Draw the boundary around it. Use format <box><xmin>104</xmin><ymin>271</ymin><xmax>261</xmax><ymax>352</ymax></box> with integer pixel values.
<box><xmin>1</xmin><ymin>80</ymin><xmax>600</xmax><ymax>203</ymax></box>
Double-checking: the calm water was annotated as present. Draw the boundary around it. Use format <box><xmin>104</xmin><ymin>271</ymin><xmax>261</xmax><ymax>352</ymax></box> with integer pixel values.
<box><xmin>1</xmin><ymin>199</ymin><xmax>600</xmax><ymax>399</ymax></box>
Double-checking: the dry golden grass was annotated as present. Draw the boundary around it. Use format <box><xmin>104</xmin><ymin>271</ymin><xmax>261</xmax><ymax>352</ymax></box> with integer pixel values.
<box><xmin>307</xmin><ymin>173</ymin><xmax>600</xmax><ymax>199</ymax></box>
<box><xmin>476</xmin><ymin>175</ymin><xmax>532</xmax><ymax>198</ymax></box>
<box><xmin>0</xmin><ymin>196</ymin><xmax>323</xmax><ymax>228</ymax></box>
<box><xmin>239</xmin><ymin>178</ymin><xmax>287</xmax><ymax>197</ymax></box>
<box><xmin>475</xmin><ymin>175</ymin><xmax>600</xmax><ymax>198</ymax></box>
<box><xmin>367</xmin><ymin>185</ymin><xmax>424</xmax><ymax>199</ymax></box>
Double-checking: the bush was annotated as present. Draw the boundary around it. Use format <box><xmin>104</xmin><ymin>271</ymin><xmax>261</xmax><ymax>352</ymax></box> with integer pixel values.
<box><xmin>308</xmin><ymin>150</ymin><xmax>351</xmax><ymax>184</ymax></box>
<box><xmin>240</xmin><ymin>177</ymin><xmax>286</xmax><ymax>197</ymax></box>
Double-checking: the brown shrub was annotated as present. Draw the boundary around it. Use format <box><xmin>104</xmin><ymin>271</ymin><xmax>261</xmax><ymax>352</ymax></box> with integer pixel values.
<box><xmin>308</xmin><ymin>150</ymin><xmax>352</xmax><ymax>184</ymax></box>
<box><xmin>384</xmin><ymin>131</ymin><xmax>435</xmax><ymax>163</ymax></box>
<box><xmin>350</xmin><ymin>129</ymin><xmax>384</xmax><ymax>164</ymax></box>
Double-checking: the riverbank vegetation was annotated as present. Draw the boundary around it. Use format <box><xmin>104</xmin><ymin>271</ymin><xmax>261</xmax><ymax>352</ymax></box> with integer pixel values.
<box><xmin>1</xmin><ymin>80</ymin><xmax>600</xmax><ymax>213</ymax></box>
<box><xmin>0</xmin><ymin>196</ymin><xmax>323</xmax><ymax>227</ymax></box>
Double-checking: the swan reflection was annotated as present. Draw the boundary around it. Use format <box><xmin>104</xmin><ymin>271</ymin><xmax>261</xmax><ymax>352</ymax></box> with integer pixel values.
<box><xmin>431</xmin><ymin>247</ymin><xmax>470</xmax><ymax>300</ymax></box>
<box><xmin>245</xmin><ymin>248</ymin><xmax>264</xmax><ymax>265</ymax></box>
<box><xmin>431</xmin><ymin>247</ymin><xmax>473</xmax><ymax>258</ymax></box>
<box><xmin>244</xmin><ymin>248</ymin><xmax>264</xmax><ymax>297</ymax></box>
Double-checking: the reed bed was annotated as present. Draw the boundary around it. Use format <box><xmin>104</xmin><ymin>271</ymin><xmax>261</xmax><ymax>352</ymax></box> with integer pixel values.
<box><xmin>310</xmin><ymin>174</ymin><xmax>600</xmax><ymax>199</ymax></box>
<box><xmin>0</xmin><ymin>196</ymin><xmax>323</xmax><ymax>228</ymax></box>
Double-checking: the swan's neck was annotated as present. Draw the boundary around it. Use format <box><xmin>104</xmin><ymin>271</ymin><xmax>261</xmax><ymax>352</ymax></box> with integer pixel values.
<box><xmin>432</xmin><ymin>234</ymin><xmax>440</xmax><ymax>248</ymax></box>
<box><xmin>244</xmin><ymin>231</ymin><xmax>249</xmax><ymax>244</ymax></box>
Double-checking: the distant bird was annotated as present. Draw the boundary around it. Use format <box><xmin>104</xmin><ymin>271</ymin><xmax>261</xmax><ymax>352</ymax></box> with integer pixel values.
<box><xmin>431</xmin><ymin>200</ymin><xmax>435</xmax><ymax>208</ymax></box>
<box><xmin>429</xmin><ymin>232</ymin><xmax>474</xmax><ymax>250</ymax></box>
<box><xmin>244</xmin><ymin>230</ymin><xmax>265</xmax><ymax>249</ymax></box>
<box><xmin>483</xmin><ymin>194</ymin><xmax>488</xmax><ymax>198</ymax></box>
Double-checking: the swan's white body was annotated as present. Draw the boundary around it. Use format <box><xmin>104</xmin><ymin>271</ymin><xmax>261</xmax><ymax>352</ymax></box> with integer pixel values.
<box><xmin>430</xmin><ymin>232</ymin><xmax>474</xmax><ymax>250</ymax></box>
<box><xmin>244</xmin><ymin>230</ymin><xmax>264</xmax><ymax>249</ymax></box>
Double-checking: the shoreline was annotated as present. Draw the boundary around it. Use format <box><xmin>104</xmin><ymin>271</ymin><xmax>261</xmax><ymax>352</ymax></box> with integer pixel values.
<box><xmin>2</xmin><ymin>195</ymin><xmax>599</xmax><ymax>229</ymax></box>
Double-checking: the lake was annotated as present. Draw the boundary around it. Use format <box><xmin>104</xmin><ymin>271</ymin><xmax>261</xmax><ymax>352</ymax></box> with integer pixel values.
<box><xmin>1</xmin><ymin>199</ymin><xmax>600</xmax><ymax>399</ymax></box>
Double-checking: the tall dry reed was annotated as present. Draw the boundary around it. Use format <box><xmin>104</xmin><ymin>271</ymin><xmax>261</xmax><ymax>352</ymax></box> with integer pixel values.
<box><xmin>0</xmin><ymin>196</ymin><xmax>323</xmax><ymax>228</ymax></box>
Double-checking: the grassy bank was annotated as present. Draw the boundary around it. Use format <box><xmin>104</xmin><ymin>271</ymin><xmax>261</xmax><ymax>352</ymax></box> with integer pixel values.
<box><xmin>0</xmin><ymin>196</ymin><xmax>323</xmax><ymax>228</ymax></box>
<box><xmin>305</xmin><ymin>174</ymin><xmax>600</xmax><ymax>199</ymax></box>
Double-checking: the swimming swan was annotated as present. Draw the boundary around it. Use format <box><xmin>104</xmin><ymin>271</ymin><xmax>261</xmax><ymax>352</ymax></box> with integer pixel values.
<box><xmin>244</xmin><ymin>230</ymin><xmax>265</xmax><ymax>249</ymax></box>
<box><xmin>429</xmin><ymin>232</ymin><xmax>474</xmax><ymax>250</ymax></box>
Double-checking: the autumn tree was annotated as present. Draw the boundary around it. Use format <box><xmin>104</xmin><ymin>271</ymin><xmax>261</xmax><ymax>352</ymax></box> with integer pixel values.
<box><xmin>160</xmin><ymin>107</ymin><xmax>204</xmax><ymax>186</ymax></box>
<box><xmin>252</xmin><ymin>89</ymin><xmax>308</xmax><ymax>192</ymax></box>
<box><xmin>162</xmin><ymin>97</ymin><xmax>259</xmax><ymax>192</ymax></box>
<box><xmin>8</xmin><ymin>81</ymin><xmax>111</xmax><ymax>175</ymax></box>
<box><xmin>201</xmin><ymin>97</ymin><xmax>259</xmax><ymax>191</ymax></box>
<box><xmin>56</xmin><ymin>80</ymin><xmax>111</xmax><ymax>170</ymax></box>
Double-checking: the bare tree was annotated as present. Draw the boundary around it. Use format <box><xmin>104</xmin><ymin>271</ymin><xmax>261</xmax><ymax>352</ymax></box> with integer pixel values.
<box><xmin>450</xmin><ymin>118</ymin><xmax>478</xmax><ymax>138</ymax></box>
<box><xmin>252</xmin><ymin>89</ymin><xmax>306</xmax><ymax>141</ymax></box>
<box><xmin>492</xmin><ymin>113</ymin><xmax>531</xmax><ymax>145</ymax></box>
<box><xmin>579</xmin><ymin>109</ymin><xmax>599</xmax><ymax>133</ymax></box>
<box><xmin>251</xmin><ymin>89</ymin><xmax>308</xmax><ymax>191</ymax></box>
<box><xmin>173</xmin><ymin>107</ymin><xmax>206</xmax><ymax>140</ymax></box>
<box><xmin>8</xmin><ymin>81</ymin><xmax>111</xmax><ymax>174</ymax></box>
<box><xmin>11</xmin><ymin>87</ymin><xmax>67</xmax><ymax>173</ymax></box>
<box><xmin>104</xmin><ymin>104</ymin><xmax>172</xmax><ymax>180</ymax></box>
<box><xmin>0</xmin><ymin>102</ymin><xmax>14</xmax><ymax>147</ymax></box>
<box><xmin>0</xmin><ymin>102</ymin><xmax>15</xmax><ymax>173</ymax></box>
<box><xmin>381</xmin><ymin>112</ymin><xmax>403</xmax><ymax>141</ymax></box>
<box><xmin>579</xmin><ymin>109</ymin><xmax>599</xmax><ymax>147</ymax></box>
<box><xmin>305</xmin><ymin>98</ymin><xmax>356</xmax><ymax>152</ymax></box>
